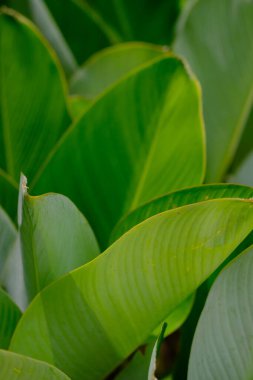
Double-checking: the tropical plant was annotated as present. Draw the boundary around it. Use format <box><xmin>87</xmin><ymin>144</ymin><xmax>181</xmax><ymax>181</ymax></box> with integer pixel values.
<box><xmin>0</xmin><ymin>1</ymin><xmax>253</xmax><ymax>379</ymax></box>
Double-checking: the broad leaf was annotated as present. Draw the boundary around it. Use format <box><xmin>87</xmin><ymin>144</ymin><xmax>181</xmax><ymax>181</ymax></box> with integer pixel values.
<box><xmin>112</xmin><ymin>184</ymin><xmax>253</xmax><ymax>242</ymax></box>
<box><xmin>10</xmin><ymin>199</ymin><xmax>253</xmax><ymax>380</ymax></box>
<box><xmin>188</xmin><ymin>246</ymin><xmax>253</xmax><ymax>380</ymax></box>
<box><xmin>174</xmin><ymin>0</ymin><xmax>253</xmax><ymax>181</ymax></box>
<box><xmin>68</xmin><ymin>96</ymin><xmax>91</xmax><ymax>120</ymax></box>
<box><xmin>70</xmin><ymin>42</ymin><xmax>167</xmax><ymax>99</ymax></box>
<box><xmin>21</xmin><ymin>190</ymin><xmax>99</xmax><ymax>301</ymax></box>
<box><xmin>0</xmin><ymin>9</ymin><xmax>71</xmax><ymax>182</ymax></box>
<box><xmin>0</xmin><ymin>289</ymin><xmax>21</xmax><ymax>348</ymax></box>
<box><xmin>33</xmin><ymin>56</ymin><xmax>205</xmax><ymax>247</ymax></box>
<box><xmin>0</xmin><ymin>350</ymin><xmax>70</xmax><ymax>379</ymax></box>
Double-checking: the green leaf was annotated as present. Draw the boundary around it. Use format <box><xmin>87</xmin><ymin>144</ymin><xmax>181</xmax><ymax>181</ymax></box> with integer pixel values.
<box><xmin>70</xmin><ymin>42</ymin><xmax>168</xmax><ymax>99</ymax></box>
<box><xmin>10</xmin><ymin>199</ymin><xmax>253</xmax><ymax>380</ymax></box>
<box><xmin>174</xmin><ymin>0</ymin><xmax>253</xmax><ymax>181</ymax></box>
<box><xmin>188</xmin><ymin>245</ymin><xmax>253</xmax><ymax>380</ymax></box>
<box><xmin>29</xmin><ymin>0</ymin><xmax>119</xmax><ymax>73</ymax></box>
<box><xmin>112</xmin><ymin>184</ymin><xmax>253</xmax><ymax>242</ymax></box>
<box><xmin>33</xmin><ymin>56</ymin><xmax>205</xmax><ymax>247</ymax></box>
<box><xmin>0</xmin><ymin>289</ymin><xmax>21</xmax><ymax>349</ymax></box>
<box><xmin>20</xmin><ymin>189</ymin><xmax>99</xmax><ymax>301</ymax></box>
<box><xmin>0</xmin><ymin>9</ymin><xmax>71</xmax><ymax>182</ymax></box>
<box><xmin>0</xmin><ymin>170</ymin><xmax>18</xmax><ymax>221</ymax></box>
<box><xmin>0</xmin><ymin>350</ymin><xmax>70</xmax><ymax>379</ymax></box>
<box><xmin>85</xmin><ymin>0</ymin><xmax>180</xmax><ymax>44</ymax></box>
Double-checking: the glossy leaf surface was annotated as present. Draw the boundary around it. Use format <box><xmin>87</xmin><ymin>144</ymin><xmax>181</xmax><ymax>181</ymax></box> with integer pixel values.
<box><xmin>189</xmin><ymin>246</ymin><xmax>253</xmax><ymax>380</ymax></box>
<box><xmin>34</xmin><ymin>56</ymin><xmax>205</xmax><ymax>247</ymax></box>
<box><xmin>11</xmin><ymin>199</ymin><xmax>253</xmax><ymax>380</ymax></box>
<box><xmin>174</xmin><ymin>0</ymin><xmax>253</xmax><ymax>181</ymax></box>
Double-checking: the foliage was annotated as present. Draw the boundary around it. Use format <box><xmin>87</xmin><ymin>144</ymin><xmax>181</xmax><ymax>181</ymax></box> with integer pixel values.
<box><xmin>0</xmin><ymin>1</ymin><xmax>253</xmax><ymax>379</ymax></box>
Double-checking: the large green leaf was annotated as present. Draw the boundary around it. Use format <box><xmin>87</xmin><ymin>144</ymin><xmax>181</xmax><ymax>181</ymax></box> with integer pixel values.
<box><xmin>20</xmin><ymin>188</ymin><xmax>99</xmax><ymax>301</ymax></box>
<box><xmin>112</xmin><ymin>184</ymin><xmax>253</xmax><ymax>242</ymax></box>
<box><xmin>0</xmin><ymin>9</ymin><xmax>71</xmax><ymax>182</ymax></box>
<box><xmin>29</xmin><ymin>0</ymin><xmax>119</xmax><ymax>74</ymax></box>
<box><xmin>0</xmin><ymin>350</ymin><xmax>70</xmax><ymax>379</ymax></box>
<box><xmin>10</xmin><ymin>199</ymin><xmax>253</xmax><ymax>380</ymax></box>
<box><xmin>33</xmin><ymin>56</ymin><xmax>205</xmax><ymax>247</ymax></box>
<box><xmin>0</xmin><ymin>289</ymin><xmax>21</xmax><ymax>348</ymax></box>
<box><xmin>174</xmin><ymin>0</ymin><xmax>253</xmax><ymax>181</ymax></box>
<box><xmin>70</xmin><ymin>42</ymin><xmax>167</xmax><ymax>99</ymax></box>
<box><xmin>188</xmin><ymin>245</ymin><xmax>253</xmax><ymax>380</ymax></box>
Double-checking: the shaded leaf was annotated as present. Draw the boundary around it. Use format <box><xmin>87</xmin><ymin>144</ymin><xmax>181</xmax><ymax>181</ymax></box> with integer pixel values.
<box><xmin>148</xmin><ymin>323</ymin><xmax>167</xmax><ymax>380</ymax></box>
<box><xmin>0</xmin><ymin>170</ymin><xmax>18</xmax><ymax>221</ymax></box>
<box><xmin>10</xmin><ymin>199</ymin><xmax>253</xmax><ymax>380</ymax></box>
<box><xmin>188</xmin><ymin>245</ymin><xmax>253</xmax><ymax>380</ymax></box>
<box><xmin>174</xmin><ymin>0</ymin><xmax>253</xmax><ymax>181</ymax></box>
<box><xmin>0</xmin><ymin>289</ymin><xmax>21</xmax><ymax>349</ymax></box>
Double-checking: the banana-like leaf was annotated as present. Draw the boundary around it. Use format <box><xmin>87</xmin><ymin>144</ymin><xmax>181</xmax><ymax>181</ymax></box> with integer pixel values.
<box><xmin>174</xmin><ymin>0</ymin><xmax>253</xmax><ymax>181</ymax></box>
<box><xmin>33</xmin><ymin>56</ymin><xmax>205</xmax><ymax>247</ymax></box>
<box><xmin>0</xmin><ymin>170</ymin><xmax>18</xmax><ymax>221</ymax></box>
<box><xmin>188</xmin><ymin>245</ymin><xmax>253</xmax><ymax>380</ymax></box>
<box><xmin>20</xmin><ymin>190</ymin><xmax>99</xmax><ymax>301</ymax></box>
<box><xmin>70</xmin><ymin>42</ymin><xmax>167</xmax><ymax>99</ymax></box>
<box><xmin>29</xmin><ymin>0</ymin><xmax>118</xmax><ymax>73</ymax></box>
<box><xmin>0</xmin><ymin>350</ymin><xmax>70</xmax><ymax>379</ymax></box>
<box><xmin>0</xmin><ymin>289</ymin><xmax>21</xmax><ymax>348</ymax></box>
<box><xmin>112</xmin><ymin>184</ymin><xmax>253</xmax><ymax>242</ymax></box>
<box><xmin>10</xmin><ymin>199</ymin><xmax>253</xmax><ymax>380</ymax></box>
<box><xmin>0</xmin><ymin>9</ymin><xmax>71</xmax><ymax>182</ymax></box>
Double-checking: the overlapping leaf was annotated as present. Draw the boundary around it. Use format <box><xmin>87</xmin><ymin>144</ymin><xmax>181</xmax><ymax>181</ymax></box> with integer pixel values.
<box><xmin>112</xmin><ymin>184</ymin><xmax>253</xmax><ymax>242</ymax></box>
<box><xmin>10</xmin><ymin>199</ymin><xmax>253</xmax><ymax>380</ymax></box>
<box><xmin>70</xmin><ymin>42</ymin><xmax>167</xmax><ymax>99</ymax></box>
<box><xmin>33</xmin><ymin>56</ymin><xmax>205</xmax><ymax>247</ymax></box>
<box><xmin>174</xmin><ymin>0</ymin><xmax>253</xmax><ymax>181</ymax></box>
<box><xmin>188</xmin><ymin>246</ymin><xmax>253</xmax><ymax>380</ymax></box>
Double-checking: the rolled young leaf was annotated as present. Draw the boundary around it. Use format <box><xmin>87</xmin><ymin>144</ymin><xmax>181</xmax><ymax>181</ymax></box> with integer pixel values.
<box><xmin>0</xmin><ymin>9</ymin><xmax>71</xmax><ymax>182</ymax></box>
<box><xmin>0</xmin><ymin>350</ymin><xmax>70</xmax><ymax>379</ymax></box>
<box><xmin>174</xmin><ymin>0</ymin><xmax>253</xmax><ymax>181</ymax></box>
<box><xmin>11</xmin><ymin>199</ymin><xmax>253</xmax><ymax>380</ymax></box>
<box><xmin>33</xmin><ymin>55</ymin><xmax>205</xmax><ymax>247</ymax></box>
<box><xmin>188</xmin><ymin>245</ymin><xmax>253</xmax><ymax>380</ymax></box>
